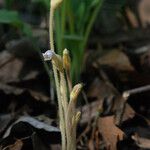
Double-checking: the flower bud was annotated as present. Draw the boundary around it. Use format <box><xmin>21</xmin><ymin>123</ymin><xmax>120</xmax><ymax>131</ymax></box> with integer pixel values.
<box><xmin>75</xmin><ymin>111</ymin><xmax>81</xmax><ymax>123</ymax></box>
<box><xmin>72</xmin><ymin>111</ymin><xmax>81</xmax><ymax>126</ymax></box>
<box><xmin>63</xmin><ymin>48</ymin><xmax>71</xmax><ymax>71</ymax></box>
<box><xmin>70</xmin><ymin>83</ymin><xmax>83</xmax><ymax>102</ymax></box>
<box><xmin>51</xmin><ymin>0</ymin><xmax>63</xmax><ymax>10</ymax></box>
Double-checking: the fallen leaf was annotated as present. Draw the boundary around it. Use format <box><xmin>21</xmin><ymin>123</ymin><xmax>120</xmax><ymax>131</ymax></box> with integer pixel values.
<box><xmin>3</xmin><ymin>116</ymin><xmax>60</xmax><ymax>138</ymax></box>
<box><xmin>132</xmin><ymin>133</ymin><xmax>150</xmax><ymax>149</ymax></box>
<box><xmin>1</xmin><ymin>116</ymin><xmax>60</xmax><ymax>150</ymax></box>
<box><xmin>0</xmin><ymin>47</ymin><xmax>50</xmax><ymax>102</ymax></box>
<box><xmin>0</xmin><ymin>51</ymin><xmax>23</xmax><ymax>83</ymax></box>
<box><xmin>121</xmin><ymin>103</ymin><xmax>136</xmax><ymax>123</ymax></box>
<box><xmin>2</xmin><ymin>139</ymin><xmax>23</xmax><ymax>150</ymax></box>
<box><xmin>140</xmin><ymin>49</ymin><xmax>150</xmax><ymax>73</ymax></box>
<box><xmin>98</xmin><ymin>116</ymin><xmax>124</xmax><ymax>150</ymax></box>
<box><xmin>32</xmin><ymin>132</ymin><xmax>49</xmax><ymax>150</ymax></box>
<box><xmin>0</xmin><ymin>114</ymin><xmax>12</xmax><ymax>135</ymax></box>
<box><xmin>126</xmin><ymin>7</ymin><xmax>139</xmax><ymax>28</ymax></box>
<box><xmin>80</xmin><ymin>100</ymin><xmax>101</xmax><ymax>124</ymax></box>
<box><xmin>94</xmin><ymin>50</ymin><xmax>134</xmax><ymax>71</ymax></box>
<box><xmin>138</xmin><ymin>0</ymin><xmax>150</xmax><ymax>27</ymax></box>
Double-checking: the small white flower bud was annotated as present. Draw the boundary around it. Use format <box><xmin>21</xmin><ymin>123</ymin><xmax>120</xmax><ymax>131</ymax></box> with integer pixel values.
<box><xmin>42</xmin><ymin>50</ymin><xmax>54</xmax><ymax>61</ymax></box>
<box><xmin>42</xmin><ymin>50</ymin><xmax>63</xmax><ymax>72</ymax></box>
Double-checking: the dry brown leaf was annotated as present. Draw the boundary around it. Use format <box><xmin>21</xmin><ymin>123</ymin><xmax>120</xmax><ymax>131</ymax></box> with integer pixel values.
<box><xmin>50</xmin><ymin>144</ymin><xmax>61</xmax><ymax>150</ymax></box>
<box><xmin>80</xmin><ymin>100</ymin><xmax>101</xmax><ymax>124</ymax></box>
<box><xmin>88</xmin><ymin>139</ymin><xmax>95</xmax><ymax>150</ymax></box>
<box><xmin>0</xmin><ymin>50</ymin><xmax>49</xmax><ymax>102</ymax></box>
<box><xmin>0</xmin><ymin>51</ymin><xmax>23</xmax><ymax>83</ymax></box>
<box><xmin>95</xmin><ymin>50</ymin><xmax>134</xmax><ymax>71</ymax></box>
<box><xmin>121</xmin><ymin>104</ymin><xmax>136</xmax><ymax>122</ymax></box>
<box><xmin>114</xmin><ymin>96</ymin><xmax>136</xmax><ymax>125</ymax></box>
<box><xmin>29</xmin><ymin>90</ymin><xmax>49</xmax><ymax>102</ymax></box>
<box><xmin>138</xmin><ymin>0</ymin><xmax>150</xmax><ymax>27</ymax></box>
<box><xmin>126</xmin><ymin>7</ymin><xmax>139</xmax><ymax>28</ymax></box>
<box><xmin>140</xmin><ymin>50</ymin><xmax>150</xmax><ymax>72</ymax></box>
<box><xmin>87</xmin><ymin>78</ymin><xmax>117</xmax><ymax>100</ymax></box>
<box><xmin>2</xmin><ymin>139</ymin><xmax>23</xmax><ymax>150</ymax></box>
<box><xmin>132</xmin><ymin>134</ymin><xmax>150</xmax><ymax>149</ymax></box>
<box><xmin>98</xmin><ymin>116</ymin><xmax>124</xmax><ymax>150</ymax></box>
<box><xmin>0</xmin><ymin>50</ymin><xmax>40</xmax><ymax>83</ymax></box>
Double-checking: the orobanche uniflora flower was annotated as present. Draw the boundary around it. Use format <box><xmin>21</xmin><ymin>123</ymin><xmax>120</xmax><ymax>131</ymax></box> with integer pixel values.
<box><xmin>43</xmin><ymin>50</ymin><xmax>54</xmax><ymax>61</ymax></box>
<box><xmin>51</xmin><ymin>0</ymin><xmax>63</xmax><ymax>10</ymax></box>
<box><xmin>43</xmin><ymin>50</ymin><xmax>63</xmax><ymax>72</ymax></box>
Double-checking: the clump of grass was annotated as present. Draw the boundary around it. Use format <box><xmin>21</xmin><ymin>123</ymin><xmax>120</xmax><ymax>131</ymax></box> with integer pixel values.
<box><xmin>43</xmin><ymin>0</ymin><xmax>82</xmax><ymax>149</ymax></box>
<box><xmin>55</xmin><ymin>0</ymin><xmax>104</xmax><ymax>82</ymax></box>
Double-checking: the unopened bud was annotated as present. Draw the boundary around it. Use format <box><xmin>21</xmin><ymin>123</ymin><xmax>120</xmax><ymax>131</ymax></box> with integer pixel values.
<box><xmin>75</xmin><ymin>111</ymin><xmax>81</xmax><ymax>123</ymax></box>
<box><xmin>70</xmin><ymin>83</ymin><xmax>83</xmax><ymax>101</ymax></box>
<box><xmin>51</xmin><ymin>0</ymin><xmax>63</xmax><ymax>10</ymax></box>
<box><xmin>63</xmin><ymin>49</ymin><xmax>71</xmax><ymax>71</ymax></box>
<box><xmin>72</xmin><ymin>111</ymin><xmax>81</xmax><ymax>126</ymax></box>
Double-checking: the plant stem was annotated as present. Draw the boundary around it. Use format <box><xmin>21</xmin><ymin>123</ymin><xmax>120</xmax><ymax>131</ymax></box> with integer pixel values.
<box><xmin>60</xmin><ymin>72</ymin><xmax>70</xmax><ymax>150</ymax></box>
<box><xmin>61</xmin><ymin>0</ymin><xmax>66</xmax><ymax>50</ymax></box>
<box><xmin>66</xmin><ymin>70</ymin><xmax>72</xmax><ymax>93</ymax></box>
<box><xmin>49</xmin><ymin>2</ymin><xmax>82</xmax><ymax>150</ymax></box>
<box><xmin>123</xmin><ymin>85</ymin><xmax>150</xmax><ymax>99</ymax></box>
<box><xmin>49</xmin><ymin>8</ymin><xmax>66</xmax><ymax>150</ymax></box>
<box><xmin>55</xmin><ymin>10</ymin><xmax>62</xmax><ymax>53</ymax></box>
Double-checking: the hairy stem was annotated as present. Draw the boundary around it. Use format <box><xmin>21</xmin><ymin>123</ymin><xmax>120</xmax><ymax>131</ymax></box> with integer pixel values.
<box><xmin>66</xmin><ymin>70</ymin><xmax>72</xmax><ymax>93</ymax></box>
<box><xmin>60</xmin><ymin>72</ymin><xmax>69</xmax><ymax>149</ymax></box>
<box><xmin>49</xmin><ymin>8</ymin><xmax>66</xmax><ymax>150</ymax></box>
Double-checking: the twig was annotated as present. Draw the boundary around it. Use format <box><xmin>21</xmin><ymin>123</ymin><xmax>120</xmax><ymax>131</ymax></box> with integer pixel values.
<box><xmin>123</xmin><ymin>85</ymin><xmax>150</xmax><ymax>99</ymax></box>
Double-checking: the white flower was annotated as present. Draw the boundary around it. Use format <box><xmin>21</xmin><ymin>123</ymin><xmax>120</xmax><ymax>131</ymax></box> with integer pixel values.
<box><xmin>42</xmin><ymin>50</ymin><xmax>54</xmax><ymax>61</ymax></box>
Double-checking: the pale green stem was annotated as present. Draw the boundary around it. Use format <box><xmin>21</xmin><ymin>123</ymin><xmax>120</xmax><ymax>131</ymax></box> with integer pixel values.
<box><xmin>61</xmin><ymin>0</ymin><xmax>66</xmax><ymax>49</ymax></box>
<box><xmin>66</xmin><ymin>70</ymin><xmax>72</xmax><ymax>93</ymax></box>
<box><xmin>71</xmin><ymin>119</ymin><xmax>77</xmax><ymax>150</ymax></box>
<box><xmin>60</xmin><ymin>72</ymin><xmax>68</xmax><ymax>107</ymax></box>
<box><xmin>60</xmin><ymin>72</ymin><xmax>70</xmax><ymax>150</ymax></box>
<box><xmin>49</xmin><ymin>8</ymin><xmax>66</xmax><ymax>150</ymax></box>
<box><xmin>66</xmin><ymin>99</ymin><xmax>76</xmax><ymax>150</ymax></box>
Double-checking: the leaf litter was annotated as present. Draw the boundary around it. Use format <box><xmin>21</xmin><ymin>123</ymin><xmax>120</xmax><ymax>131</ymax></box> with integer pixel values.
<box><xmin>0</xmin><ymin>0</ymin><xmax>150</xmax><ymax>150</ymax></box>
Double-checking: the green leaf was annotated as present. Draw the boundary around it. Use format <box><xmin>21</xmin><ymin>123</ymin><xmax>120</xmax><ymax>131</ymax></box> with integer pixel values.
<box><xmin>0</xmin><ymin>9</ymin><xmax>21</xmax><ymax>26</ymax></box>
<box><xmin>22</xmin><ymin>23</ymin><xmax>32</xmax><ymax>37</ymax></box>
<box><xmin>91</xmin><ymin>0</ymin><xmax>101</xmax><ymax>8</ymax></box>
<box><xmin>4</xmin><ymin>0</ymin><xmax>14</xmax><ymax>9</ymax></box>
<box><xmin>63</xmin><ymin>35</ymin><xmax>83</xmax><ymax>41</ymax></box>
<box><xmin>0</xmin><ymin>9</ymin><xmax>32</xmax><ymax>37</ymax></box>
